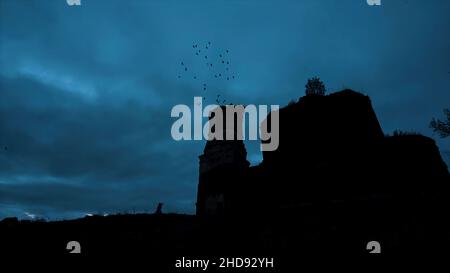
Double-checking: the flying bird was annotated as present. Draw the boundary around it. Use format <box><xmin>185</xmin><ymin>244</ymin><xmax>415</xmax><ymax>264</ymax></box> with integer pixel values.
<box><xmin>178</xmin><ymin>44</ymin><xmax>237</xmax><ymax>98</ymax></box>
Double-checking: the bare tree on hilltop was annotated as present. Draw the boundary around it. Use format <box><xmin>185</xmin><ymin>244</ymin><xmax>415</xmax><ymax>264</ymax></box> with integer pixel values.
<box><xmin>305</xmin><ymin>77</ymin><xmax>326</xmax><ymax>96</ymax></box>
<box><xmin>430</xmin><ymin>108</ymin><xmax>450</xmax><ymax>138</ymax></box>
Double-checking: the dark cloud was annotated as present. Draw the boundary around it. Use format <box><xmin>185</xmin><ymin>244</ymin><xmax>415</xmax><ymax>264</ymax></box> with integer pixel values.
<box><xmin>0</xmin><ymin>0</ymin><xmax>449</xmax><ymax>219</ymax></box>
<box><xmin>0</xmin><ymin>73</ymin><xmax>201</xmax><ymax>218</ymax></box>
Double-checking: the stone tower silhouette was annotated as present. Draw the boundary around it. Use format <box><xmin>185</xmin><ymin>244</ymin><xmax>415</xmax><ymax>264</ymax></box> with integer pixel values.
<box><xmin>196</xmin><ymin>105</ymin><xmax>250</xmax><ymax>216</ymax></box>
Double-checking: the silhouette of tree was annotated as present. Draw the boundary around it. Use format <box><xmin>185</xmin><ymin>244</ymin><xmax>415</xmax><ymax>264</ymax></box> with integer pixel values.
<box><xmin>305</xmin><ymin>77</ymin><xmax>326</xmax><ymax>96</ymax></box>
<box><xmin>430</xmin><ymin>108</ymin><xmax>450</xmax><ymax>138</ymax></box>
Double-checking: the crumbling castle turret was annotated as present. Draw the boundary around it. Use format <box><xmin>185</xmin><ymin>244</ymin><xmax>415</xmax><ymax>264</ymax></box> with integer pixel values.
<box><xmin>196</xmin><ymin>105</ymin><xmax>250</xmax><ymax>216</ymax></box>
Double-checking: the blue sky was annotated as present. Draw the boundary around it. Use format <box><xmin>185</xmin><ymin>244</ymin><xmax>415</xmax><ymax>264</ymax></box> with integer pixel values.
<box><xmin>0</xmin><ymin>0</ymin><xmax>449</xmax><ymax>220</ymax></box>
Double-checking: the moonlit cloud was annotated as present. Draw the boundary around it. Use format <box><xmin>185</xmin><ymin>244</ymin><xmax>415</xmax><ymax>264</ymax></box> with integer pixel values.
<box><xmin>24</xmin><ymin>212</ymin><xmax>36</xmax><ymax>219</ymax></box>
<box><xmin>18</xmin><ymin>62</ymin><xmax>97</xmax><ymax>100</ymax></box>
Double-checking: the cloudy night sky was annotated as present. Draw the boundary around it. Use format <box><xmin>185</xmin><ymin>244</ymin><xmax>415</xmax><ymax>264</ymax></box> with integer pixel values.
<box><xmin>0</xmin><ymin>0</ymin><xmax>449</xmax><ymax>220</ymax></box>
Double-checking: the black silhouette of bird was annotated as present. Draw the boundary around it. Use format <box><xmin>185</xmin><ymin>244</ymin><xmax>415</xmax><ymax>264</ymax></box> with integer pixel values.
<box><xmin>4</xmin><ymin>146</ymin><xmax>7</xmax><ymax>151</ymax></box>
<box><xmin>185</xmin><ymin>67</ymin><xmax>188</xmax><ymax>72</ymax></box>
<box><xmin>222</xmin><ymin>60</ymin><xmax>224</xmax><ymax>64</ymax></box>
<box><xmin>181</xmin><ymin>62</ymin><xmax>184</xmax><ymax>66</ymax></box>
<box><xmin>194</xmin><ymin>76</ymin><xmax>197</xmax><ymax>79</ymax></box>
<box><xmin>208</xmin><ymin>41</ymin><xmax>211</xmax><ymax>45</ymax></box>
<box><xmin>214</xmin><ymin>75</ymin><xmax>217</xmax><ymax>78</ymax></box>
<box><xmin>219</xmin><ymin>54</ymin><xmax>222</xmax><ymax>58</ymax></box>
<box><xmin>205</xmin><ymin>56</ymin><xmax>207</xmax><ymax>59</ymax></box>
<box><xmin>232</xmin><ymin>76</ymin><xmax>235</xmax><ymax>79</ymax></box>
<box><xmin>178</xmin><ymin>75</ymin><xmax>181</xmax><ymax>78</ymax></box>
<box><xmin>196</xmin><ymin>52</ymin><xmax>199</xmax><ymax>55</ymax></box>
<box><xmin>203</xmin><ymin>87</ymin><xmax>206</xmax><ymax>91</ymax></box>
<box><xmin>227</xmin><ymin>77</ymin><xmax>229</xmax><ymax>80</ymax></box>
<box><xmin>210</xmin><ymin>63</ymin><xmax>213</xmax><ymax>67</ymax></box>
<box><xmin>226</xmin><ymin>49</ymin><xmax>229</xmax><ymax>53</ymax></box>
<box><xmin>155</xmin><ymin>203</ymin><xmax>164</xmax><ymax>214</ymax></box>
<box><xmin>219</xmin><ymin>73</ymin><xmax>221</xmax><ymax>77</ymax></box>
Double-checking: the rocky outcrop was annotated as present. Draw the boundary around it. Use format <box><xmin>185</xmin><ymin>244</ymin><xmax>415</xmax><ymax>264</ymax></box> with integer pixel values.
<box><xmin>197</xmin><ymin>89</ymin><xmax>449</xmax><ymax>216</ymax></box>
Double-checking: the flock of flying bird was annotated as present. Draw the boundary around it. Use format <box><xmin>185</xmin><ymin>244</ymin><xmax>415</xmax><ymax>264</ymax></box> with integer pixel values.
<box><xmin>178</xmin><ymin>41</ymin><xmax>236</xmax><ymax>104</ymax></box>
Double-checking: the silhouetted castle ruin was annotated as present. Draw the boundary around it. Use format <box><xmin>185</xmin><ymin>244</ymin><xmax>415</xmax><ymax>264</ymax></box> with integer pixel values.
<box><xmin>2</xmin><ymin>89</ymin><xmax>449</xmax><ymax>258</ymax></box>
<box><xmin>196</xmin><ymin>90</ymin><xmax>449</xmax><ymax>220</ymax></box>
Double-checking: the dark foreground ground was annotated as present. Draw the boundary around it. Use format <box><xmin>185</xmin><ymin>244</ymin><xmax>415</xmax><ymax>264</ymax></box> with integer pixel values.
<box><xmin>1</xmin><ymin>198</ymin><xmax>449</xmax><ymax>270</ymax></box>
